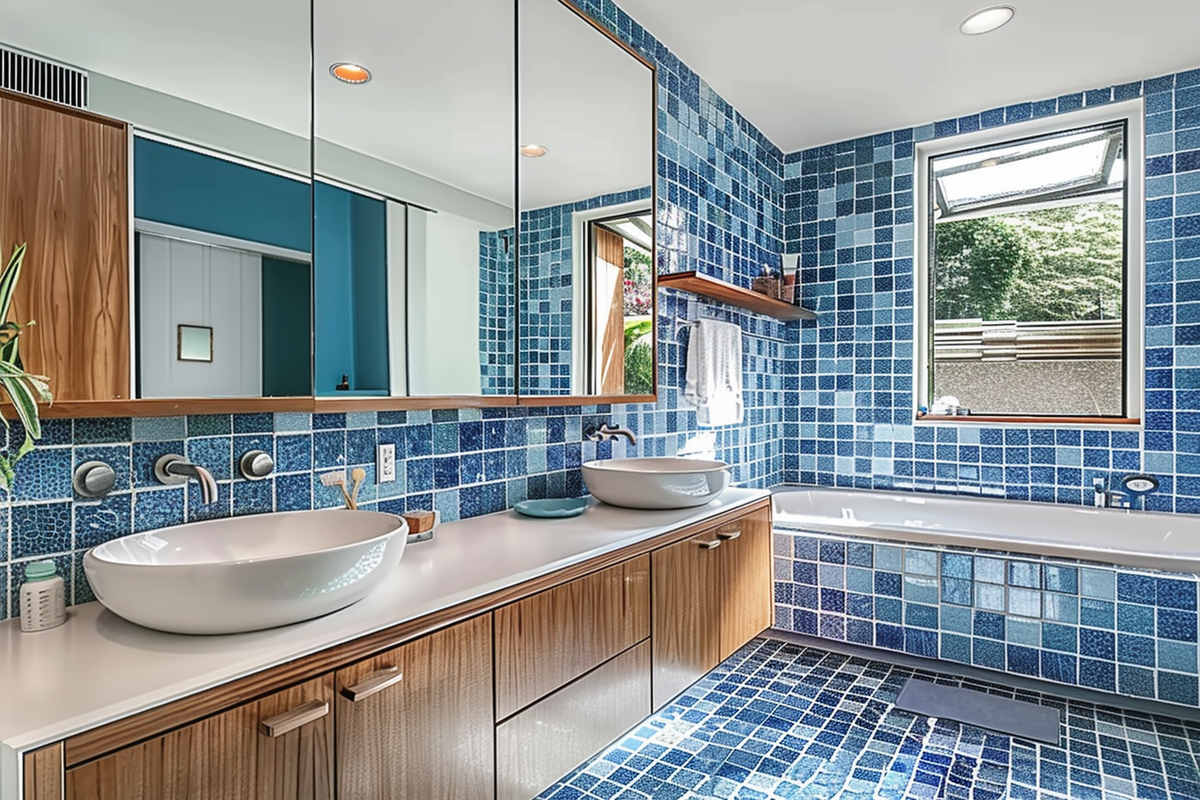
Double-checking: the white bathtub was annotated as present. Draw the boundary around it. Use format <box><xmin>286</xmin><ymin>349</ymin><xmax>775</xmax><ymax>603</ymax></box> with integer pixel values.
<box><xmin>772</xmin><ymin>486</ymin><xmax>1200</xmax><ymax>574</ymax></box>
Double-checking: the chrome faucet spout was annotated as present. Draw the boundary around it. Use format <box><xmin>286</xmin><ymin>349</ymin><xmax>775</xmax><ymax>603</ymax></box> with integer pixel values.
<box><xmin>586</xmin><ymin>423</ymin><xmax>637</xmax><ymax>445</ymax></box>
<box><xmin>155</xmin><ymin>455</ymin><xmax>219</xmax><ymax>504</ymax></box>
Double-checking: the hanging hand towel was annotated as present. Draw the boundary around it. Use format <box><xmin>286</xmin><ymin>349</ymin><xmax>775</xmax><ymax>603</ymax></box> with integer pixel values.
<box><xmin>682</xmin><ymin>319</ymin><xmax>743</xmax><ymax>426</ymax></box>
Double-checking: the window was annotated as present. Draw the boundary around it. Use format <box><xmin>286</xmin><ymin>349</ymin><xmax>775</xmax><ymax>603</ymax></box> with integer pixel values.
<box><xmin>915</xmin><ymin>99</ymin><xmax>1144</xmax><ymax>422</ymax></box>
<box><xmin>587</xmin><ymin>211</ymin><xmax>654</xmax><ymax>396</ymax></box>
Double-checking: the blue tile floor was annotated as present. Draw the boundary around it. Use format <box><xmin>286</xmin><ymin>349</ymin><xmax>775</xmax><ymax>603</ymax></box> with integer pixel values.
<box><xmin>538</xmin><ymin>638</ymin><xmax>1200</xmax><ymax>800</ymax></box>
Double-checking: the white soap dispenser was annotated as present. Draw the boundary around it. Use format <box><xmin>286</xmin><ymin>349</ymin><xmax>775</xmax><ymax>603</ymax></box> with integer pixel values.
<box><xmin>19</xmin><ymin>560</ymin><xmax>66</xmax><ymax>632</ymax></box>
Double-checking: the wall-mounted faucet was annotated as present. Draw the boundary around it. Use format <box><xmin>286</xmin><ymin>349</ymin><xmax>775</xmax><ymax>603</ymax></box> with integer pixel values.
<box><xmin>1092</xmin><ymin>477</ymin><xmax>1129</xmax><ymax>509</ymax></box>
<box><xmin>1093</xmin><ymin>474</ymin><xmax>1159</xmax><ymax>509</ymax></box>
<box><xmin>155</xmin><ymin>454</ymin><xmax>219</xmax><ymax>504</ymax></box>
<box><xmin>585</xmin><ymin>423</ymin><xmax>637</xmax><ymax>446</ymax></box>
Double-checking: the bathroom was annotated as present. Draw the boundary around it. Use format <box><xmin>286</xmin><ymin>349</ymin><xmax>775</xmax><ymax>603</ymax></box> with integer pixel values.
<box><xmin>2</xmin><ymin>0</ymin><xmax>1200</xmax><ymax>797</ymax></box>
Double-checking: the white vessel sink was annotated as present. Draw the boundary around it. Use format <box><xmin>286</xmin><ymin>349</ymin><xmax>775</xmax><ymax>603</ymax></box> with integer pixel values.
<box><xmin>582</xmin><ymin>457</ymin><xmax>731</xmax><ymax>510</ymax></box>
<box><xmin>84</xmin><ymin>509</ymin><xmax>409</xmax><ymax>635</ymax></box>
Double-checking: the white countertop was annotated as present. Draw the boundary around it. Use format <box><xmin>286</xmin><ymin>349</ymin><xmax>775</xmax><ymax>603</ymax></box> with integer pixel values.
<box><xmin>0</xmin><ymin>488</ymin><xmax>767</xmax><ymax>796</ymax></box>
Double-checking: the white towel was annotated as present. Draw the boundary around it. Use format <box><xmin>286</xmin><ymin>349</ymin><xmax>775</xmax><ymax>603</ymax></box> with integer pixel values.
<box><xmin>683</xmin><ymin>319</ymin><xmax>743</xmax><ymax>426</ymax></box>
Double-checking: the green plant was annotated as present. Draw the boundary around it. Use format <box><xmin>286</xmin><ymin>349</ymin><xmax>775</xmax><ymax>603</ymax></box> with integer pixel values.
<box><xmin>0</xmin><ymin>244</ymin><xmax>52</xmax><ymax>491</ymax></box>
<box><xmin>623</xmin><ymin>318</ymin><xmax>654</xmax><ymax>395</ymax></box>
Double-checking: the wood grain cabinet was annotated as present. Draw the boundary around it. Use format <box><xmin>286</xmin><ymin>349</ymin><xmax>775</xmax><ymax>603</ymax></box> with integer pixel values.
<box><xmin>336</xmin><ymin>614</ymin><xmax>494</xmax><ymax>800</ymax></box>
<box><xmin>651</xmin><ymin>504</ymin><xmax>773</xmax><ymax>710</ymax></box>
<box><xmin>64</xmin><ymin>675</ymin><xmax>334</xmax><ymax>800</ymax></box>
<box><xmin>494</xmin><ymin>555</ymin><xmax>649</xmax><ymax>720</ymax></box>
<box><xmin>24</xmin><ymin>501</ymin><xmax>774</xmax><ymax>800</ymax></box>
<box><xmin>0</xmin><ymin>89</ymin><xmax>130</xmax><ymax>403</ymax></box>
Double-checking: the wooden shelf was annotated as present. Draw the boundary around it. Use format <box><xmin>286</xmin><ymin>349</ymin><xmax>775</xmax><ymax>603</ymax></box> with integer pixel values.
<box><xmin>658</xmin><ymin>271</ymin><xmax>816</xmax><ymax>321</ymax></box>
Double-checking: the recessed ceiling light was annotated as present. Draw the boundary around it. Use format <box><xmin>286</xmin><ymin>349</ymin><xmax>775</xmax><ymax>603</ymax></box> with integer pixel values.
<box><xmin>330</xmin><ymin>62</ymin><xmax>371</xmax><ymax>84</ymax></box>
<box><xmin>519</xmin><ymin>144</ymin><xmax>549</xmax><ymax>158</ymax></box>
<box><xmin>960</xmin><ymin>5</ymin><xmax>1015</xmax><ymax>35</ymax></box>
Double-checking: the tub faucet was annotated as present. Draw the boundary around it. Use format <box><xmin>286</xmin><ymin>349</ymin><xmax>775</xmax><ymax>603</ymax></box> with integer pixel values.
<box><xmin>585</xmin><ymin>423</ymin><xmax>637</xmax><ymax>445</ymax></box>
<box><xmin>1092</xmin><ymin>477</ymin><xmax>1130</xmax><ymax>509</ymax></box>
<box><xmin>155</xmin><ymin>454</ymin><xmax>219</xmax><ymax>504</ymax></box>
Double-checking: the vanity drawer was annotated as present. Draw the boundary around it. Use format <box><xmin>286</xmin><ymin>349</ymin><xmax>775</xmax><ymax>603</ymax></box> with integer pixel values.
<box><xmin>494</xmin><ymin>554</ymin><xmax>650</xmax><ymax>720</ymax></box>
<box><xmin>496</xmin><ymin>641</ymin><xmax>651</xmax><ymax>800</ymax></box>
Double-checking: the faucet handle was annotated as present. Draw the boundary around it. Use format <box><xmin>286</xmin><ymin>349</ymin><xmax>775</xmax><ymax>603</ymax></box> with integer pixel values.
<box><xmin>240</xmin><ymin>450</ymin><xmax>275</xmax><ymax>481</ymax></box>
<box><xmin>155</xmin><ymin>454</ymin><xmax>191</xmax><ymax>486</ymax></box>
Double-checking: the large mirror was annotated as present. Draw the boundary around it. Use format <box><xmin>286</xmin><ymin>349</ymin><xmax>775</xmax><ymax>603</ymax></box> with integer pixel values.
<box><xmin>313</xmin><ymin>0</ymin><xmax>516</xmax><ymax>399</ymax></box>
<box><xmin>0</xmin><ymin>0</ymin><xmax>314</xmax><ymax>401</ymax></box>
<box><xmin>517</xmin><ymin>0</ymin><xmax>656</xmax><ymax>398</ymax></box>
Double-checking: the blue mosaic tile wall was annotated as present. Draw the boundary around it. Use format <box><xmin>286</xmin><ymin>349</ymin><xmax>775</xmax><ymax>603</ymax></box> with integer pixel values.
<box><xmin>479</xmin><ymin>229</ymin><xmax>516</xmax><ymax>395</ymax></box>
<box><xmin>519</xmin><ymin>186</ymin><xmax>652</xmax><ymax>396</ymax></box>
<box><xmin>0</xmin><ymin>0</ymin><xmax>790</xmax><ymax>618</ymax></box>
<box><xmin>774</xmin><ymin>528</ymin><xmax>1200</xmax><ymax>708</ymax></box>
<box><xmin>781</xmin><ymin>69</ymin><xmax>1200</xmax><ymax>513</ymax></box>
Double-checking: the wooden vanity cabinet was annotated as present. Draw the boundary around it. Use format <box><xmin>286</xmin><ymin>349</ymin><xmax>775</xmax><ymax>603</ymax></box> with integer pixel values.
<box><xmin>335</xmin><ymin>614</ymin><xmax>493</xmax><ymax>800</ymax></box>
<box><xmin>26</xmin><ymin>500</ymin><xmax>773</xmax><ymax>800</ymax></box>
<box><xmin>64</xmin><ymin>675</ymin><xmax>334</xmax><ymax>800</ymax></box>
<box><xmin>651</xmin><ymin>504</ymin><xmax>773</xmax><ymax>710</ymax></box>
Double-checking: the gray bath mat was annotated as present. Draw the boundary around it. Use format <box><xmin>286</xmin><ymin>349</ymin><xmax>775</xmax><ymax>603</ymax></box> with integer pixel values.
<box><xmin>895</xmin><ymin>679</ymin><xmax>1061</xmax><ymax>745</ymax></box>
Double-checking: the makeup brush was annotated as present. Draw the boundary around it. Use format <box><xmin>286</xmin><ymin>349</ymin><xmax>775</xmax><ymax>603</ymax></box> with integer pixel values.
<box><xmin>350</xmin><ymin>468</ymin><xmax>366</xmax><ymax>511</ymax></box>
<box><xmin>319</xmin><ymin>471</ymin><xmax>352</xmax><ymax>508</ymax></box>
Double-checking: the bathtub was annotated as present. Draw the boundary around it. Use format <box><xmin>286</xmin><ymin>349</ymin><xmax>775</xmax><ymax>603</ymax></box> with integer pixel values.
<box><xmin>772</xmin><ymin>486</ymin><xmax>1200</xmax><ymax>574</ymax></box>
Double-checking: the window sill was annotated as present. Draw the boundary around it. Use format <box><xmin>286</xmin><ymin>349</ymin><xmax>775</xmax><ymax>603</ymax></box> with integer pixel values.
<box><xmin>916</xmin><ymin>414</ymin><xmax>1140</xmax><ymax>427</ymax></box>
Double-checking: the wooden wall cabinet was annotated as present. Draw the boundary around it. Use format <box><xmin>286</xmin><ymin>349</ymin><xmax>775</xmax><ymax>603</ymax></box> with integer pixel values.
<box><xmin>0</xmin><ymin>89</ymin><xmax>130</xmax><ymax>403</ymax></box>
<box><xmin>335</xmin><ymin>614</ymin><xmax>494</xmax><ymax>800</ymax></box>
<box><xmin>651</xmin><ymin>504</ymin><xmax>773</xmax><ymax>710</ymax></box>
<box><xmin>64</xmin><ymin>676</ymin><xmax>334</xmax><ymax>800</ymax></box>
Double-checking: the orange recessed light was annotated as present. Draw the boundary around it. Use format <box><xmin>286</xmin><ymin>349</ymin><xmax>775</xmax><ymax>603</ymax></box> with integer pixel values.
<box><xmin>519</xmin><ymin>144</ymin><xmax>549</xmax><ymax>158</ymax></box>
<box><xmin>330</xmin><ymin>62</ymin><xmax>371</xmax><ymax>84</ymax></box>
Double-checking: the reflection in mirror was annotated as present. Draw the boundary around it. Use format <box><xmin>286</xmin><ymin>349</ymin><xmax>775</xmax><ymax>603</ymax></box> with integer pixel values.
<box><xmin>0</xmin><ymin>0</ymin><xmax>314</xmax><ymax>399</ymax></box>
<box><xmin>518</xmin><ymin>0</ymin><xmax>655</xmax><ymax>398</ymax></box>
<box><xmin>313</xmin><ymin>0</ymin><xmax>516</xmax><ymax>398</ymax></box>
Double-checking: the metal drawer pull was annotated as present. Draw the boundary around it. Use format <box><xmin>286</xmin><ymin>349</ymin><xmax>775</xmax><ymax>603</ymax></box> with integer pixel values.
<box><xmin>258</xmin><ymin>700</ymin><xmax>329</xmax><ymax>738</ymax></box>
<box><xmin>716</xmin><ymin>527</ymin><xmax>742</xmax><ymax>541</ymax></box>
<box><xmin>697</xmin><ymin>539</ymin><xmax>722</xmax><ymax>550</ymax></box>
<box><xmin>341</xmin><ymin>666</ymin><xmax>404</xmax><ymax>702</ymax></box>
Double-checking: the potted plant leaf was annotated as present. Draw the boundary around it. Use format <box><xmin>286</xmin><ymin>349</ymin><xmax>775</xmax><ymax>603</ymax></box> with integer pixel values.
<box><xmin>0</xmin><ymin>244</ymin><xmax>52</xmax><ymax>491</ymax></box>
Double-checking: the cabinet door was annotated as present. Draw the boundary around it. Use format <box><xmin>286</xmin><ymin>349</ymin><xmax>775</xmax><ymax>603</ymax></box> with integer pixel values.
<box><xmin>717</xmin><ymin>507</ymin><xmax>774</xmax><ymax>660</ymax></box>
<box><xmin>64</xmin><ymin>676</ymin><xmax>334</xmax><ymax>800</ymax></box>
<box><xmin>336</xmin><ymin>614</ymin><xmax>493</xmax><ymax>800</ymax></box>
<box><xmin>0</xmin><ymin>91</ymin><xmax>130</xmax><ymax>402</ymax></box>
<box><xmin>495</xmin><ymin>555</ymin><xmax>649</xmax><ymax>719</ymax></box>
<box><xmin>651</xmin><ymin>531</ymin><xmax>723</xmax><ymax>711</ymax></box>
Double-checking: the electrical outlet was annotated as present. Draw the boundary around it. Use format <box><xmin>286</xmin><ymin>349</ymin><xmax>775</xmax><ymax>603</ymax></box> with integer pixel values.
<box><xmin>377</xmin><ymin>443</ymin><xmax>396</xmax><ymax>483</ymax></box>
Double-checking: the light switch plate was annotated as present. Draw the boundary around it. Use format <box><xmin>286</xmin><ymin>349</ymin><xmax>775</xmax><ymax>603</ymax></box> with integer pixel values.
<box><xmin>377</xmin><ymin>443</ymin><xmax>396</xmax><ymax>483</ymax></box>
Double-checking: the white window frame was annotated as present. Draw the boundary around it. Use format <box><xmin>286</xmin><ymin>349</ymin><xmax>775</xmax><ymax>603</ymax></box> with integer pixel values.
<box><xmin>913</xmin><ymin>97</ymin><xmax>1146</xmax><ymax>426</ymax></box>
<box><xmin>570</xmin><ymin>199</ymin><xmax>653</xmax><ymax>395</ymax></box>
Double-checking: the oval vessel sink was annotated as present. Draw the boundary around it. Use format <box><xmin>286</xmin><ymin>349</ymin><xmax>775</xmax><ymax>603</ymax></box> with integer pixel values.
<box><xmin>582</xmin><ymin>457</ymin><xmax>730</xmax><ymax>510</ymax></box>
<box><xmin>84</xmin><ymin>509</ymin><xmax>408</xmax><ymax>635</ymax></box>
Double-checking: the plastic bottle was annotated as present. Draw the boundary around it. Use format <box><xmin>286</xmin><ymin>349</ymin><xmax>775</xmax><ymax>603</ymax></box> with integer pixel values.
<box><xmin>19</xmin><ymin>560</ymin><xmax>66</xmax><ymax>632</ymax></box>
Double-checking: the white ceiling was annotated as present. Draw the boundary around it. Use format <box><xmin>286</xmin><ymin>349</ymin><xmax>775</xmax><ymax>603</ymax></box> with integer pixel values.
<box><xmin>0</xmin><ymin>0</ymin><xmax>311</xmax><ymax>137</ymax></box>
<box><xmin>615</xmin><ymin>0</ymin><xmax>1200</xmax><ymax>153</ymax></box>
<box><xmin>1</xmin><ymin>0</ymin><xmax>652</xmax><ymax>213</ymax></box>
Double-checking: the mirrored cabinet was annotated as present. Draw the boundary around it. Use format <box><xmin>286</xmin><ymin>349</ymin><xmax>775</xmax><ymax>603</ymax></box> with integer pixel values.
<box><xmin>0</xmin><ymin>0</ymin><xmax>656</xmax><ymax>416</ymax></box>
<box><xmin>517</xmin><ymin>0</ymin><xmax>656</xmax><ymax>400</ymax></box>
<box><xmin>312</xmin><ymin>0</ymin><xmax>517</xmax><ymax>402</ymax></box>
<box><xmin>1</xmin><ymin>0</ymin><xmax>313</xmax><ymax>410</ymax></box>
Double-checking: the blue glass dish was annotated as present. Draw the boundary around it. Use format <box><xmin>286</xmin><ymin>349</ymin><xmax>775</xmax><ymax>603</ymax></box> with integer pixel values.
<box><xmin>514</xmin><ymin>498</ymin><xmax>589</xmax><ymax>518</ymax></box>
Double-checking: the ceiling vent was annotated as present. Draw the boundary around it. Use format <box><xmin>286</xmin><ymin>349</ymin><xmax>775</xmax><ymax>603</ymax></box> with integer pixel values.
<box><xmin>0</xmin><ymin>45</ymin><xmax>88</xmax><ymax>110</ymax></box>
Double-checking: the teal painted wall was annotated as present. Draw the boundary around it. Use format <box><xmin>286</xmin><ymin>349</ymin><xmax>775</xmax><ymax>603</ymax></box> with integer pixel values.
<box><xmin>313</xmin><ymin>182</ymin><xmax>389</xmax><ymax>395</ymax></box>
<box><xmin>133</xmin><ymin>138</ymin><xmax>311</xmax><ymax>253</ymax></box>
<box><xmin>261</xmin><ymin>257</ymin><xmax>312</xmax><ymax>397</ymax></box>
